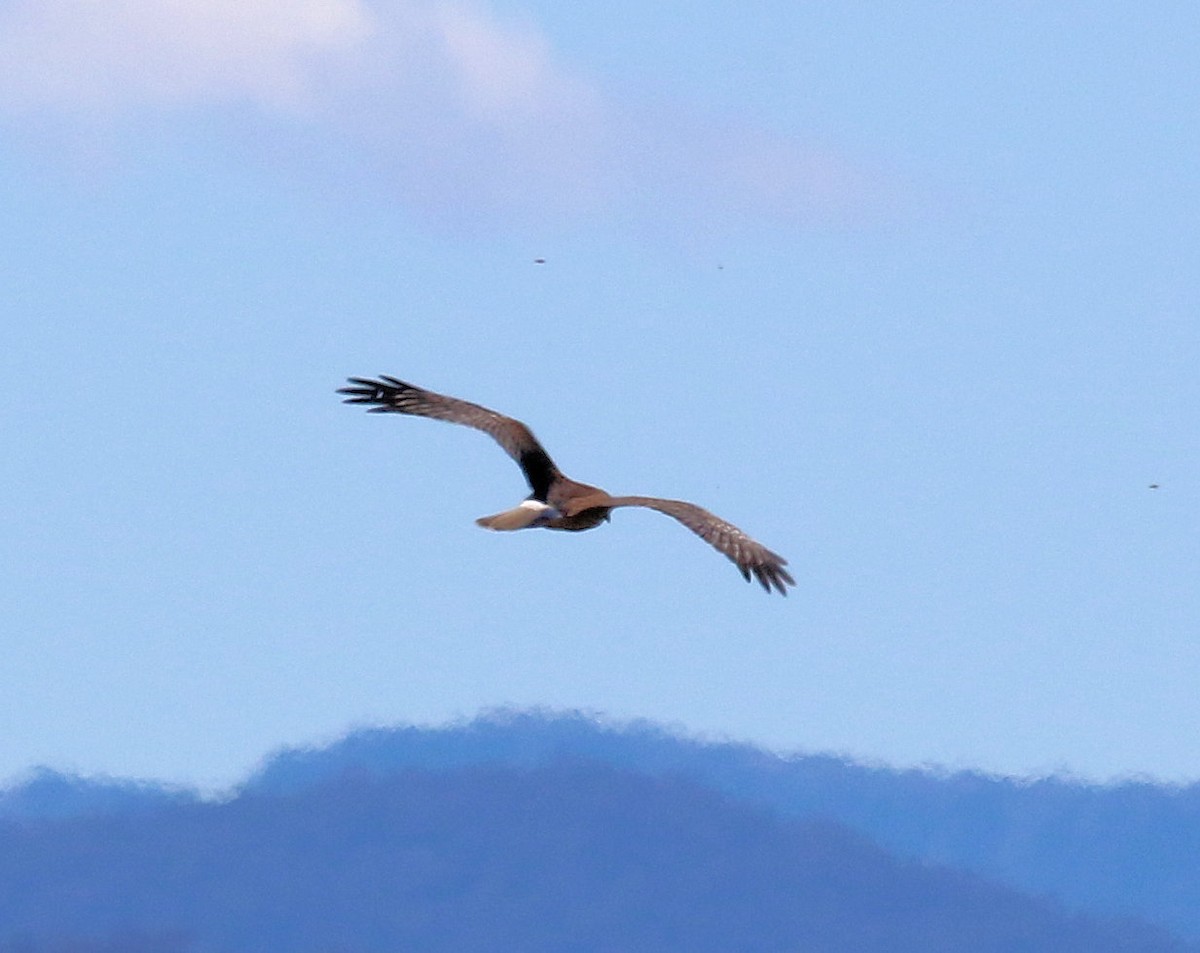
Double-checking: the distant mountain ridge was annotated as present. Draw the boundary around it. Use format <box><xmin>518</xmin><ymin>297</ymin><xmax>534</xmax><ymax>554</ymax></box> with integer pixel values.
<box><xmin>4</xmin><ymin>709</ymin><xmax>1200</xmax><ymax>946</ymax></box>
<box><xmin>0</xmin><ymin>767</ymin><xmax>193</xmax><ymax>822</ymax></box>
<box><xmin>0</xmin><ymin>759</ymin><xmax>1190</xmax><ymax>953</ymax></box>
<box><xmin>234</xmin><ymin>709</ymin><xmax>1200</xmax><ymax>940</ymax></box>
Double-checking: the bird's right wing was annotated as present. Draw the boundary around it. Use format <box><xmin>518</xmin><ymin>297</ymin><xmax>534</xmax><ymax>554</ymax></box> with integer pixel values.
<box><xmin>338</xmin><ymin>376</ymin><xmax>560</xmax><ymax>499</ymax></box>
<box><xmin>580</xmin><ymin>495</ymin><xmax>795</xmax><ymax>595</ymax></box>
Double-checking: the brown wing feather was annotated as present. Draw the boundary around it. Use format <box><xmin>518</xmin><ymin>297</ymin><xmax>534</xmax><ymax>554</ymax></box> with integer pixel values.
<box><xmin>572</xmin><ymin>494</ymin><xmax>795</xmax><ymax>595</ymax></box>
<box><xmin>337</xmin><ymin>376</ymin><xmax>560</xmax><ymax>499</ymax></box>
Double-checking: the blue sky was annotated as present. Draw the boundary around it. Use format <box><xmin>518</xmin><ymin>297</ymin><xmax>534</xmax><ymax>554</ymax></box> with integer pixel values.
<box><xmin>2</xmin><ymin>1</ymin><xmax>1197</xmax><ymax>791</ymax></box>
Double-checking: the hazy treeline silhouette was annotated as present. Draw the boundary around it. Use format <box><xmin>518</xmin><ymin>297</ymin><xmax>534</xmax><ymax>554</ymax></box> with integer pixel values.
<box><xmin>239</xmin><ymin>709</ymin><xmax>1200</xmax><ymax>939</ymax></box>
<box><xmin>2</xmin><ymin>711</ymin><xmax>1198</xmax><ymax>952</ymax></box>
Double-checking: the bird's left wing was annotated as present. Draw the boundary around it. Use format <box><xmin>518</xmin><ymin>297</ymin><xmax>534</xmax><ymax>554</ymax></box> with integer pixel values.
<box><xmin>338</xmin><ymin>376</ymin><xmax>560</xmax><ymax>499</ymax></box>
<box><xmin>571</xmin><ymin>494</ymin><xmax>795</xmax><ymax>595</ymax></box>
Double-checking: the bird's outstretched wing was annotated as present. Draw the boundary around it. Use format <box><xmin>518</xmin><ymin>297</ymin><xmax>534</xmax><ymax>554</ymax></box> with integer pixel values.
<box><xmin>570</xmin><ymin>494</ymin><xmax>795</xmax><ymax>595</ymax></box>
<box><xmin>338</xmin><ymin>376</ymin><xmax>560</xmax><ymax>499</ymax></box>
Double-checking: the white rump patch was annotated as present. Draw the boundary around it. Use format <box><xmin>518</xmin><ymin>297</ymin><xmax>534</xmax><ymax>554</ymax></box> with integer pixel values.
<box><xmin>476</xmin><ymin>498</ymin><xmax>559</xmax><ymax>531</ymax></box>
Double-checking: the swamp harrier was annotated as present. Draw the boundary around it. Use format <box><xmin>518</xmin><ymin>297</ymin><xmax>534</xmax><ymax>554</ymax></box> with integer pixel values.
<box><xmin>338</xmin><ymin>375</ymin><xmax>794</xmax><ymax>594</ymax></box>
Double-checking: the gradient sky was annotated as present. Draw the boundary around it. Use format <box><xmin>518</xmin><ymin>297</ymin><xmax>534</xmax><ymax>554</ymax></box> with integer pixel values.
<box><xmin>2</xmin><ymin>1</ymin><xmax>1197</xmax><ymax>791</ymax></box>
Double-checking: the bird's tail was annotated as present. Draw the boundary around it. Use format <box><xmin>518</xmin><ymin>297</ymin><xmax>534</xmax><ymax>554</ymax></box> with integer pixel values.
<box><xmin>475</xmin><ymin>499</ymin><xmax>559</xmax><ymax>531</ymax></box>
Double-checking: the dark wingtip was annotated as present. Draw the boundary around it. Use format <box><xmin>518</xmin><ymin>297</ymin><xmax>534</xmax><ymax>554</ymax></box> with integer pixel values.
<box><xmin>338</xmin><ymin>376</ymin><xmax>406</xmax><ymax>410</ymax></box>
<box><xmin>744</xmin><ymin>556</ymin><xmax>796</xmax><ymax>596</ymax></box>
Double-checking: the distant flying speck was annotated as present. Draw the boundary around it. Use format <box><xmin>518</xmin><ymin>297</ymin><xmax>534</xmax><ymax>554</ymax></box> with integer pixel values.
<box><xmin>534</xmin><ymin>258</ymin><xmax>546</xmax><ymax>264</ymax></box>
<box><xmin>1149</xmin><ymin>484</ymin><xmax>1160</xmax><ymax>489</ymax></box>
<box><xmin>337</xmin><ymin>375</ymin><xmax>795</xmax><ymax>595</ymax></box>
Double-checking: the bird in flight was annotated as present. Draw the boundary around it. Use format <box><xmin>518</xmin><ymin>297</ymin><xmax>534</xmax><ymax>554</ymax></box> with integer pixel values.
<box><xmin>338</xmin><ymin>375</ymin><xmax>795</xmax><ymax>594</ymax></box>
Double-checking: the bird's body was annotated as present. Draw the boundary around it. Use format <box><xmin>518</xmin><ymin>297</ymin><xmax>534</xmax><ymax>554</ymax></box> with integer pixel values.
<box><xmin>338</xmin><ymin>375</ymin><xmax>795</xmax><ymax>594</ymax></box>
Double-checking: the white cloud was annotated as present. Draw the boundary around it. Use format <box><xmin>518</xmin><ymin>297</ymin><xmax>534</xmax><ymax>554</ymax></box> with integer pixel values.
<box><xmin>0</xmin><ymin>0</ymin><xmax>375</xmax><ymax>111</ymax></box>
<box><xmin>435</xmin><ymin>4</ymin><xmax>558</xmax><ymax>121</ymax></box>
<box><xmin>0</xmin><ymin>0</ymin><xmax>891</xmax><ymax>231</ymax></box>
